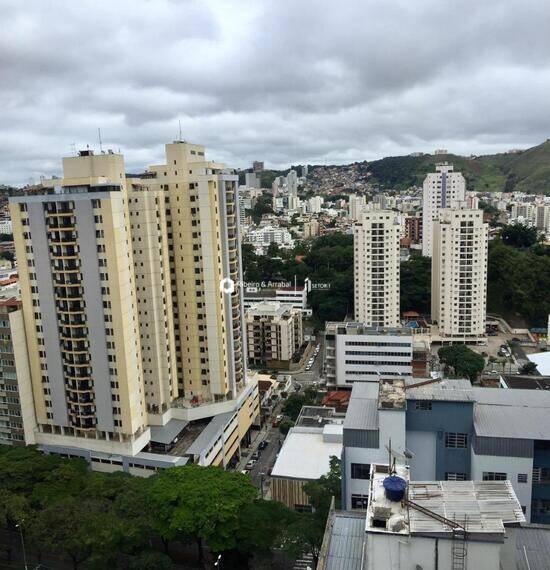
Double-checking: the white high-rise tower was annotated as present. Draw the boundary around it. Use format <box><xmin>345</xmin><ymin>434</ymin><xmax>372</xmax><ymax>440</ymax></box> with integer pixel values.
<box><xmin>431</xmin><ymin>206</ymin><xmax>488</xmax><ymax>339</ymax></box>
<box><xmin>422</xmin><ymin>163</ymin><xmax>465</xmax><ymax>257</ymax></box>
<box><xmin>354</xmin><ymin>210</ymin><xmax>400</xmax><ymax>327</ymax></box>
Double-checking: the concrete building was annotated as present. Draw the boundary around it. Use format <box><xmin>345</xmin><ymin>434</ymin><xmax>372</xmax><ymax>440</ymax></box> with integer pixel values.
<box><xmin>243</xmin><ymin>283</ymin><xmax>310</xmax><ymax>315</ymax></box>
<box><xmin>303</xmin><ymin>219</ymin><xmax>319</xmax><ymax>239</ymax></box>
<box><xmin>8</xmin><ymin>143</ymin><xmax>259</xmax><ymax>471</ymax></box>
<box><xmin>286</xmin><ymin>169</ymin><xmax>298</xmax><ymax>196</ymax></box>
<box><xmin>0</xmin><ymin>219</ymin><xmax>13</xmax><ymax>234</ymax></box>
<box><xmin>404</xmin><ymin>215</ymin><xmax>422</xmax><ymax>244</ymax></box>
<box><xmin>0</xmin><ymin>286</ymin><xmax>30</xmax><ymax>446</ymax></box>
<box><xmin>245</xmin><ymin>301</ymin><xmax>303</xmax><ymax>368</ymax></box>
<box><xmin>319</xmin><ymin>462</ymin><xmax>525</xmax><ymax>570</ymax></box>
<box><xmin>432</xmin><ymin>206</ymin><xmax>488</xmax><ymax>339</ymax></box>
<box><xmin>324</xmin><ymin>322</ymin><xmax>413</xmax><ymax>386</ymax></box>
<box><xmin>348</xmin><ymin>194</ymin><xmax>367</xmax><ymax>220</ymax></box>
<box><xmin>245</xmin><ymin>226</ymin><xmax>294</xmax><ymax>252</ymax></box>
<box><xmin>307</xmin><ymin>195</ymin><xmax>323</xmax><ymax>214</ymax></box>
<box><xmin>354</xmin><ymin>210</ymin><xmax>400</xmax><ymax>327</ymax></box>
<box><xmin>422</xmin><ymin>163</ymin><xmax>466</xmax><ymax>257</ymax></box>
<box><xmin>244</xmin><ymin>172</ymin><xmax>259</xmax><ymax>189</ymax></box>
<box><xmin>271</xmin><ymin>406</ymin><xmax>344</xmax><ymax>511</ymax></box>
<box><xmin>338</xmin><ymin>376</ymin><xmax>550</xmax><ymax>524</ymax></box>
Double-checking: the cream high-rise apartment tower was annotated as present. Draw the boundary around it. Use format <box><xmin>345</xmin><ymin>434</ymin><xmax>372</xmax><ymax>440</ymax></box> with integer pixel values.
<box><xmin>354</xmin><ymin>209</ymin><xmax>400</xmax><ymax>327</ymax></box>
<box><xmin>422</xmin><ymin>163</ymin><xmax>466</xmax><ymax>257</ymax></box>
<box><xmin>9</xmin><ymin>142</ymin><xmax>251</xmax><ymax>460</ymax></box>
<box><xmin>431</xmin><ymin>206</ymin><xmax>488</xmax><ymax>339</ymax></box>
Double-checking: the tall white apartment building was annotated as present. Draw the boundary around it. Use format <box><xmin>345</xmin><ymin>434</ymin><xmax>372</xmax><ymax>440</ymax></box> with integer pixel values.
<box><xmin>286</xmin><ymin>169</ymin><xmax>298</xmax><ymax>196</ymax></box>
<box><xmin>348</xmin><ymin>194</ymin><xmax>366</xmax><ymax>220</ymax></box>
<box><xmin>354</xmin><ymin>210</ymin><xmax>400</xmax><ymax>327</ymax></box>
<box><xmin>422</xmin><ymin>163</ymin><xmax>466</xmax><ymax>257</ymax></box>
<box><xmin>308</xmin><ymin>196</ymin><xmax>324</xmax><ymax>214</ymax></box>
<box><xmin>432</xmin><ymin>206</ymin><xmax>488</xmax><ymax>339</ymax></box>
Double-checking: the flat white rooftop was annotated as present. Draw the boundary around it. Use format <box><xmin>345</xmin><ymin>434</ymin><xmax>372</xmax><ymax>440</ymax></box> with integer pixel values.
<box><xmin>271</xmin><ymin>427</ymin><xmax>343</xmax><ymax>481</ymax></box>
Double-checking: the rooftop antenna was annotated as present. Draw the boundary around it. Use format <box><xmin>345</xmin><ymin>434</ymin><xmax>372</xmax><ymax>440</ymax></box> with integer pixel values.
<box><xmin>178</xmin><ymin>120</ymin><xmax>182</xmax><ymax>141</ymax></box>
<box><xmin>98</xmin><ymin>128</ymin><xmax>103</xmax><ymax>153</ymax></box>
<box><xmin>70</xmin><ymin>142</ymin><xmax>76</xmax><ymax>156</ymax></box>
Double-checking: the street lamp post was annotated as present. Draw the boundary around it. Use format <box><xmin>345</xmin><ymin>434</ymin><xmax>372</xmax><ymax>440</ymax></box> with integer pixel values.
<box><xmin>15</xmin><ymin>521</ymin><xmax>28</xmax><ymax>570</ymax></box>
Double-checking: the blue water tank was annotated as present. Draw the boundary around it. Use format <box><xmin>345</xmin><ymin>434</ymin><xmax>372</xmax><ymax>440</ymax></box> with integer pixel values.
<box><xmin>383</xmin><ymin>476</ymin><xmax>407</xmax><ymax>502</ymax></box>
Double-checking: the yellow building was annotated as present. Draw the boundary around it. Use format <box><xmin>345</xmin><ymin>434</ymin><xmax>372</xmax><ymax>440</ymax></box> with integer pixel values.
<box><xmin>9</xmin><ymin>144</ymin><xmax>258</xmax><ymax>471</ymax></box>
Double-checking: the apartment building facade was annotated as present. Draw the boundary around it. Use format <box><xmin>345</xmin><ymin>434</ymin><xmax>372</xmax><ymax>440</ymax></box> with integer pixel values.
<box><xmin>8</xmin><ymin>143</ymin><xmax>258</xmax><ymax>468</ymax></box>
<box><xmin>431</xmin><ymin>207</ymin><xmax>488</xmax><ymax>339</ymax></box>
<box><xmin>422</xmin><ymin>163</ymin><xmax>466</xmax><ymax>257</ymax></box>
<box><xmin>245</xmin><ymin>301</ymin><xmax>303</xmax><ymax>368</ymax></box>
<box><xmin>354</xmin><ymin>210</ymin><xmax>400</xmax><ymax>327</ymax></box>
<box><xmin>0</xmin><ymin>289</ymin><xmax>29</xmax><ymax>446</ymax></box>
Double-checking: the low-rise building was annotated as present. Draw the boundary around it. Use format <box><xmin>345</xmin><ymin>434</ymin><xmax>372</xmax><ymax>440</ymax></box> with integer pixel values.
<box><xmin>271</xmin><ymin>406</ymin><xmax>344</xmax><ymax>511</ymax></box>
<box><xmin>319</xmin><ymin>462</ymin><xmax>525</xmax><ymax>570</ymax></box>
<box><xmin>324</xmin><ymin>322</ymin><xmax>413</xmax><ymax>386</ymax></box>
<box><xmin>245</xmin><ymin>301</ymin><xmax>303</xmax><ymax>368</ymax></box>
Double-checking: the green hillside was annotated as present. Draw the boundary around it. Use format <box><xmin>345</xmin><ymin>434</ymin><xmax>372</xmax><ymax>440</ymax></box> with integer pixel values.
<box><xmin>366</xmin><ymin>139</ymin><xmax>550</xmax><ymax>194</ymax></box>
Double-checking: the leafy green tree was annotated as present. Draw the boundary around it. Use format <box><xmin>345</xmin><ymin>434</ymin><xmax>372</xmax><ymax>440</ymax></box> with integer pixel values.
<box><xmin>400</xmin><ymin>254</ymin><xmax>431</xmax><ymax>314</ymax></box>
<box><xmin>149</xmin><ymin>465</ymin><xmax>258</xmax><ymax>563</ymax></box>
<box><xmin>128</xmin><ymin>551</ymin><xmax>174</xmax><ymax>569</ymax></box>
<box><xmin>438</xmin><ymin>344</ymin><xmax>485</xmax><ymax>381</ymax></box>
<box><xmin>266</xmin><ymin>242</ymin><xmax>280</xmax><ymax>257</ymax></box>
<box><xmin>303</xmin><ymin>456</ymin><xmax>342</xmax><ymax>510</ymax></box>
<box><xmin>501</xmin><ymin>223</ymin><xmax>539</xmax><ymax>248</ymax></box>
<box><xmin>520</xmin><ymin>362</ymin><xmax>538</xmax><ymax>375</ymax></box>
<box><xmin>279</xmin><ymin>419</ymin><xmax>295</xmax><ymax>435</ymax></box>
<box><xmin>488</xmin><ymin>240</ymin><xmax>550</xmax><ymax>326</ymax></box>
<box><xmin>249</xmin><ymin>195</ymin><xmax>274</xmax><ymax>224</ymax></box>
<box><xmin>236</xmin><ymin>500</ymin><xmax>297</xmax><ymax>558</ymax></box>
<box><xmin>27</xmin><ymin>497</ymin><xmax>120</xmax><ymax>569</ymax></box>
<box><xmin>282</xmin><ymin>388</ymin><xmax>318</xmax><ymax>421</ymax></box>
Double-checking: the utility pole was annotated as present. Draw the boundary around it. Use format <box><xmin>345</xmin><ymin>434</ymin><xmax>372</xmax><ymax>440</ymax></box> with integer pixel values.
<box><xmin>16</xmin><ymin>521</ymin><xmax>28</xmax><ymax>570</ymax></box>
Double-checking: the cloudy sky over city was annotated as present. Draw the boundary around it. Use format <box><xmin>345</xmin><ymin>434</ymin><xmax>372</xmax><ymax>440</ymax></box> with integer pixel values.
<box><xmin>1</xmin><ymin>0</ymin><xmax>550</xmax><ymax>185</ymax></box>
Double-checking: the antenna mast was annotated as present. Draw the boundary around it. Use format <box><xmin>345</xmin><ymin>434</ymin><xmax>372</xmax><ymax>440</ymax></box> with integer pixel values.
<box><xmin>178</xmin><ymin>120</ymin><xmax>182</xmax><ymax>141</ymax></box>
<box><xmin>98</xmin><ymin>128</ymin><xmax>103</xmax><ymax>153</ymax></box>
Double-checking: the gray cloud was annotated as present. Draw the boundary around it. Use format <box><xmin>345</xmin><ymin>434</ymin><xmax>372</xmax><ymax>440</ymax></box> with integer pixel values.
<box><xmin>1</xmin><ymin>0</ymin><xmax>550</xmax><ymax>184</ymax></box>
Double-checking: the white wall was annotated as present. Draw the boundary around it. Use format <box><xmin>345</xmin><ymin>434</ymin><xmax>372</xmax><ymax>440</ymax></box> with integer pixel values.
<box><xmin>366</xmin><ymin>532</ymin><xmax>502</xmax><ymax>570</ymax></box>
<box><xmin>335</xmin><ymin>333</ymin><xmax>412</xmax><ymax>386</ymax></box>
<box><xmin>471</xmin><ymin>450</ymin><xmax>533</xmax><ymax>521</ymax></box>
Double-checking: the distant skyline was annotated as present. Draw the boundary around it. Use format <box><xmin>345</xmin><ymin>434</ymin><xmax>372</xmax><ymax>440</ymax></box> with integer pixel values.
<box><xmin>1</xmin><ymin>0</ymin><xmax>550</xmax><ymax>185</ymax></box>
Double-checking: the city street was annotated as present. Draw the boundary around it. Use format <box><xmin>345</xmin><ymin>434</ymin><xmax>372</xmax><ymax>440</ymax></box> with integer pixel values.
<box><xmin>292</xmin><ymin>335</ymin><xmax>325</xmax><ymax>385</ymax></box>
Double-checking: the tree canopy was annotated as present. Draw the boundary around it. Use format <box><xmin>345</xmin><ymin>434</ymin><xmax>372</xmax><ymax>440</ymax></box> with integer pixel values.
<box><xmin>0</xmin><ymin>445</ymin><xmax>308</xmax><ymax>569</ymax></box>
<box><xmin>438</xmin><ymin>344</ymin><xmax>485</xmax><ymax>381</ymax></box>
<box><xmin>500</xmin><ymin>223</ymin><xmax>539</xmax><ymax>248</ymax></box>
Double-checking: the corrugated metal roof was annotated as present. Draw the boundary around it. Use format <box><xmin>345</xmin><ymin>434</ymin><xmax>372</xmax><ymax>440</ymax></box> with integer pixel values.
<box><xmin>408</xmin><ymin>480</ymin><xmax>525</xmax><ymax>534</ymax></box>
<box><xmin>405</xmin><ymin>378</ymin><xmax>475</xmax><ymax>402</ymax></box>
<box><xmin>516</xmin><ymin>525</ymin><xmax>550</xmax><ymax>570</ymax></box>
<box><xmin>185</xmin><ymin>411</ymin><xmax>235</xmax><ymax>456</ymax></box>
<box><xmin>149</xmin><ymin>419</ymin><xmax>189</xmax><ymax>445</ymax></box>
<box><xmin>325</xmin><ymin>512</ymin><xmax>365</xmax><ymax>570</ymax></box>
<box><xmin>344</xmin><ymin>398</ymin><xmax>378</xmax><ymax>430</ymax></box>
<box><xmin>472</xmin><ymin>387</ymin><xmax>550</xmax><ymax>408</ymax></box>
<box><xmin>474</xmin><ymin>404</ymin><xmax>550</xmax><ymax>439</ymax></box>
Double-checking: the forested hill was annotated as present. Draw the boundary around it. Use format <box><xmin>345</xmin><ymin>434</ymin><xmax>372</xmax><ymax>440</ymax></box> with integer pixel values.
<box><xmin>364</xmin><ymin>139</ymin><xmax>550</xmax><ymax>194</ymax></box>
<box><xmin>245</xmin><ymin>139</ymin><xmax>550</xmax><ymax>195</ymax></box>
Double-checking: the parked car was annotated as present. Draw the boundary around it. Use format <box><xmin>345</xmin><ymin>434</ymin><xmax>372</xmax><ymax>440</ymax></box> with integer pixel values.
<box><xmin>245</xmin><ymin>459</ymin><xmax>257</xmax><ymax>470</ymax></box>
<box><xmin>251</xmin><ymin>451</ymin><xmax>261</xmax><ymax>460</ymax></box>
<box><xmin>259</xmin><ymin>440</ymin><xmax>269</xmax><ymax>450</ymax></box>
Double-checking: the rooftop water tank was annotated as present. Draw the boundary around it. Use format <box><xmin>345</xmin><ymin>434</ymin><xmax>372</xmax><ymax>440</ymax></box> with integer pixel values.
<box><xmin>383</xmin><ymin>475</ymin><xmax>407</xmax><ymax>502</ymax></box>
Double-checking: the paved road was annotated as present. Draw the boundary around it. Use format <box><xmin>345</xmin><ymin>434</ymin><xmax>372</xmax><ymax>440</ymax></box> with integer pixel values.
<box><xmin>292</xmin><ymin>335</ymin><xmax>324</xmax><ymax>385</ymax></box>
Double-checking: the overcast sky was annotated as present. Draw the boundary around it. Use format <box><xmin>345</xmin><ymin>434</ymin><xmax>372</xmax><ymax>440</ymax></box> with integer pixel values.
<box><xmin>1</xmin><ymin>0</ymin><xmax>550</xmax><ymax>185</ymax></box>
